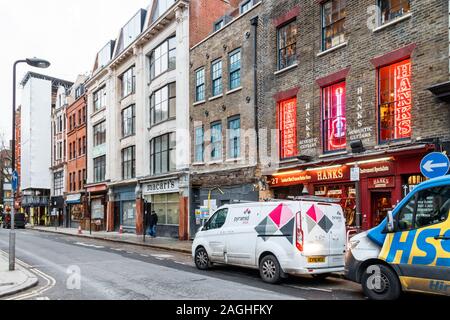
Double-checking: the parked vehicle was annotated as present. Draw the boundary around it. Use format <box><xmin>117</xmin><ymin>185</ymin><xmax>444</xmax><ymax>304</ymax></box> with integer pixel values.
<box><xmin>192</xmin><ymin>198</ymin><xmax>347</xmax><ymax>284</ymax></box>
<box><xmin>2</xmin><ymin>212</ymin><xmax>26</xmax><ymax>229</ymax></box>
<box><xmin>345</xmin><ymin>175</ymin><xmax>450</xmax><ymax>300</ymax></box>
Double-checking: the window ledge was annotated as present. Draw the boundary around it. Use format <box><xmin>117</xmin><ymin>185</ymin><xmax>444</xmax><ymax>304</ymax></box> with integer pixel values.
<box><xmin>120</xmin><ymin>134</ymin><xmax>136</xmax><ymax>141</ymax></box>
<box><xmin>317</xmin><ymin>42</ymin><xmax>348</xmax><ymax>57</ymax></box>
<box><xmin>319</xmin><ymin>151</ymin><xmax>348</xmax><ymax>158</ymax></box>
<box><xmin>208</xmin><ymin>160</ymin><xmax>223</xmax><ymax>165</ymax></box>
<box><xmin>192</xmin><ymin>162</ymin><xmax>205</xmax><ymax>166</ymax></box>
<box><xmin>375</xmin><ymin>139</ymin><xmax>412</xmax><ymax>149</ymax></box>
<box><xmin>373</xmin><ymin>13</ymin><xmax>412</xmax><ymax>33</ymax></box>
<box><xmin>91</xmin><ymin>108</ymin><xmax>106</xmax><ymax>118</ymax></box>
<box><xmin>279</xmin><ymin>158</ymin><xmax>298</xmax><ymax>164</ymax></box>
<box><xmin>209</xmin><ymin>94</ymin><xmax>223</xmax><ymax>101</ymax></box>
<box><xmin>193</xmin><ymin>100</ymin><xmax>206</xmax><ymax>106</ymax></box>
<box><xmin>226</xmin><ymin>87</ymin><xmax>243</xmax><ymax>95</ymax></box>
<box><xmin>274</xmin><ymin>63</ymin><xmax>298</xmax><ymax>76</ymax></box>
<box><xmin>226</xmin><ymin>158</ymin><xmax>243</xmax><ymax>162</ymax></box>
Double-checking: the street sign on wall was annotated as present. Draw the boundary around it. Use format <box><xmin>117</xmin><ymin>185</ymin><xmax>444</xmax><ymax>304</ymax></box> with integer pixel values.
<box><xmin>420</xmin><ymin>152</ymin><xmax>450</xmax><ymax>179</ymax></box>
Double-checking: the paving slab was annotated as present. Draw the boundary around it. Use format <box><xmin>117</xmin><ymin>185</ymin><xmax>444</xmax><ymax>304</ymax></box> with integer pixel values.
<box><xmin>0</xmin><ymin>251</ymin><xmax>38</xmax><ymax>298</ymax></box>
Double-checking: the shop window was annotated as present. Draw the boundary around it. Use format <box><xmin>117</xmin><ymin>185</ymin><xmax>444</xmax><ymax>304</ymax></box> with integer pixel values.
<box><xmin>278</xmin><ymin>98</ymin><xmax>298</xmax><ymax>160</ymax></box>
<box><xmin>277</xmin><ymin>20</ymin><xmax>297</xmax><ymax>70</ymax></box>
<box><xmin>70</xmin><ymin>204</ymin><xmax>84</xmax><ymax>223</ymax></box>
<box><xmin>122</xmin><ymin>201</ymin><xmax>136</xmax><ymax>228</ymax></box>
<box><xmin>379</xmin><ymin>0</ymin><xmax>411</xmax><ymax>25</ymax></box>
<box><xmin>402</xmin><ymin>174</ymin><xmax>425</xmax><ymax>197</ymax></box>
<box><xmin>378</xmin><ymin>58</ymin><xmax>412</xmax><ymax>143</ymax></box>
<box><xmin>315</xmin><ymin>184</ymin><xmax>356</xmax><ymax>227</ymax></box>
<box><xmin>152</xmin><ymin>193</ymin><xmax>180</xmax><ymax>225</ymax></box>
<box><xmin>322</xmin><ymin>81</ymin><xmax>347</xmax><ymax>152</ymax></box>
<box><xmin>322</xmin><ymin>0</ymin><xmax>346</xmax><ymax>51</ymax></box>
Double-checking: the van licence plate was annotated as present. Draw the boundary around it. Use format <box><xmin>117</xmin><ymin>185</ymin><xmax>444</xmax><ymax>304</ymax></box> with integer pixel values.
<box><xmin>308</xmin><ymin>257</ymin><xmax>326</xmax><ymax>263</ymax></box>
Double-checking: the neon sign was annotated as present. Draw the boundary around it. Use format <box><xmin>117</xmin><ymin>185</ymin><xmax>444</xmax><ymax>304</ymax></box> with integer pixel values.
<box><xmin>395</xmin><ymin>60</ymin><xmax>412</xmax><ymax>139</ymax></box>
<box><xmin>324</xmin><ymin>82</ymin><xmax>347</xmax><ymax>151</ymax></box>
<box><xmin>279</xmin><ymin>98</ymin><xmax>298</xmax><ymax>159</ymax></box>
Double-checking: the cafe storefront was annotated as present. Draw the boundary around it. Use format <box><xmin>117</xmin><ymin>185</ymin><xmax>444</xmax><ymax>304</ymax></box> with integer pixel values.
<box><xmin>65</xmin><ymin>193</ymin><xmax>84</xmax><ymax>229</ymax></box>
<box><xmin>268</xmin><ymin>145</ymin><xmax>433</xmax><ymax>230</ymax></box>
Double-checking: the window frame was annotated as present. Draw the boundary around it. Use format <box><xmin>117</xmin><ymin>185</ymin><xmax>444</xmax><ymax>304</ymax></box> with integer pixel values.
<box><xmin>321</xmin><ymin>0</ymin><xmax>346</xmax><ymax>51</ymax></box>
<box><xmin>229</xmin><ymin>48</ymin><xmax>242</xmax><ymax>90</ymax></box>
<box><xmin>277</xmin><ymin>19</ymin><xmax>297</xmax><ymax>71</ymax></box>
<box><xmin>195</xmin><ymin>68</ymin><xmax>206</xmax><ymax>102</ymax></box>
<box><xmin>93</xmin><ymin>155</ymin><xmax>106</xmax><ymax>183</ymax></box>
<box><xmin>322</xmin><ymin>81</ymin><xmax>347</xmax><ymax>153</ymax></box>
<box><xmin>150</xmin><ymin>82</ymin><xmax>176</xmax><ymax>126</ymax></box>
<box><xmin>150</xmin><ymin>133</ymin><xmax>176</xmax><ymax>175</ymax></box>
<box><xmin>93</xmin><ymin>86</ymin><xmax>107</xmax><ymax>112</ymax></box>
<box><xmin>194</xmin><ymin>126</ymin><xmax>205</xmax><ymax>163</ymax></box>
<box><xmin>211</xmin><ymin>59</ymin><xmax>223</xmax><ymax>97</ymax></box>
<box><xmin>210</xmin><ymin>121</ymin><xmax>223</xmax><ymax>161</ymax></box>
<box><xmin>378</xmin><ymin>0</ymin><xmax>411</xmax><ymax>26</ymax></box>
<box><xmin>122</xmin><ymin>104</ymin><xmax>136</xmax><ymax>137</ymax></box>
<box><xmin>150</xmin><ymin>35</ymin><xmax>176</xmax><ymax>80</ymax></box>
<box><xmin>228</xmin><ymin>116</ymin><xmax>241</xmax><ymax>159</ymax></box>
<box><xmin>121</xmin><ymin>146</ymin><xmax>136</xmax><ymax>180</ymax></box>
<box><xmin>121</xmin><ymin>66</ymin><xmax>136</xmax><ymax>98</ymax></box>
<box><xmin>240</xmin><ymin>0</ymin><xmax>252</xmax><ymax>14</ymax></box>
<box><xmin>93</xmin><ymin>121</ymin><xmax>106</xmax><ymax>147</ymax></box>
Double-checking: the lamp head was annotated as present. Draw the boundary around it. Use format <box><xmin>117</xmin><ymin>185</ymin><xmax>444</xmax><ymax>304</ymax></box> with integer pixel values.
<box><xmin>26</xmin><ymin>58</ymin><xmax>51</xmax><ymax>69</ymax></box>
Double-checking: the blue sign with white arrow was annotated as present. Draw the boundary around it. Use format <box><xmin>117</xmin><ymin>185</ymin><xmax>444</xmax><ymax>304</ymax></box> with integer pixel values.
<box><xmin>11</xmin><ymin>170</ymin><xmax>18</xmax><ymax>193</ymax></box>
<box><xmin>420</xmin><ymin>152</ymin><xmax>450</xmax><ymax>179</ymax></box>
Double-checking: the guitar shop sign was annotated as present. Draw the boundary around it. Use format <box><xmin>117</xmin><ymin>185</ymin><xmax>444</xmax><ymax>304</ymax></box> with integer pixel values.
<box><xmin>143</xmin><ymin>179</ymin><xmax>179</xmax><ymax>195</ymax></box>
<box><xmin>269</xmin><ymin>161</ymin><xmax>395</xmax><ymax>187</ymax></box>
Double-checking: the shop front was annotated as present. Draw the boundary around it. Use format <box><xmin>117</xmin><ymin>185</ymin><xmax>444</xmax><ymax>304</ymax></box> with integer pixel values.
<box><xmin>268</xmin><ymin>147</ymin><xmax>433</xmax><ymax>230</ymax></box>
<box><xmin>111</xmin><ymin>184</ymin><xmax>137</xmax><ymax>234</ymax></box>
<box><xmin>66</xmin><ymin>193</ymin><xmax>85</xmax><ymax>229</ymax></box>
<box><xmin>86</xmin><ymin>184</ymin><xmax>108</xmax><ymax>231</ymax></box>
<box><xmin>142</xmin><ymin>177</ymin><xmax>181</xmax><ymax>239</ymax></box>
<box><xmin>50</xmin><ymin>196</ymin><xmax>64</xmax><ymax>227</ymax></box>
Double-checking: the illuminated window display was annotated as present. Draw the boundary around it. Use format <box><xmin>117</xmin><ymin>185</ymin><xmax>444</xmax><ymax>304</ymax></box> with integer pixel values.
<box><xmin>314</xmin><ymin>184</ymin><xmax>356</xmax><ymax>227</ymax></box>
<box><xmin>379</xmin><ymin>59</ymin><xmax>412</xmax><ymax>142</ymax></box>
<box><xmin>278</xmin><ymin>98</ymin><xmax>298</xmax><ymax>160</ymax></box>
<box><xmin>323</xmin><ymin>81</ymin><xmax>347</xmax><ymax>152</ymax></box>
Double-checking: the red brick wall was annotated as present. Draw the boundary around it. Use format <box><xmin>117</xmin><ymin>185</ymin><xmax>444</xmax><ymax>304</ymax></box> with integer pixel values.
<box><xmin>189</xmin><ymin>0</ymin><xmax>241</xmax><ymax>48</ymax></box>
<box><xmin>66</xmin><ymin>96</ymin><xmax>87</xmax><ymax>193</ymax></box>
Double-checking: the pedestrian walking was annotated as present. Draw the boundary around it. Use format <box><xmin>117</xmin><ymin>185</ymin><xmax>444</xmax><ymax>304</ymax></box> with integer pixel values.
<box><xmin>148</xmin><ymin>210</ymin><xmax>158</xmax><ymax>238</ymax></box>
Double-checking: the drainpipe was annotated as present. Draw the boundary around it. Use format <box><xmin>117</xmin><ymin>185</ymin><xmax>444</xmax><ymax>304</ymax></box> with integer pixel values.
<box><xmin>250</xmin><ymin>16</ymin><xmax>260</xmax><ymax>165</ymax></box>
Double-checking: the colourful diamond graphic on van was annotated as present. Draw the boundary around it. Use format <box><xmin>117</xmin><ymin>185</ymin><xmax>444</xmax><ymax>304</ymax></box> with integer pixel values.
<box><xmin>268</xmin><ymin>204</ymin><xmax>294</xmax><ymax>228</ymax></box>
<box><xmin>280</xmin><ymin>217</ymin><xmax>295</xmax><ymax>244</ymax></box>
<box><xmin>255</xmin><ymin>217</ymin><xmax>278</xmax><ymax>241</ymax></box>
<box><xmin>306</xmin><ymin>205</ymin><xmax>324</xmax><ymax>223</ymax></box>
<box><xmin>318</xmin><ymin>215</ymin><xmax>334</xmax><ymax>233</ymax></box>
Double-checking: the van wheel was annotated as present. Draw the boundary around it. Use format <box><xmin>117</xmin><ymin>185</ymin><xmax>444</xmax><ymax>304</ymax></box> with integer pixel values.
<box><xmin>260</xmin><ymin>255</ymin><xmax>282</xmax><ymax>284</ymax></box>
<box><xmin>312</xmin><ymin>273</ymin><xmax>331</xmax><ymax>281</ymax></box>
<box><xmin>361</xmin><ymin>264</ymin><xmax>401</xmax><ymax>300</ymax></box>
<box><xmin>194</xmin><ymin>247</ymin><xmax>211</xmax><ymax>270</ymax></box>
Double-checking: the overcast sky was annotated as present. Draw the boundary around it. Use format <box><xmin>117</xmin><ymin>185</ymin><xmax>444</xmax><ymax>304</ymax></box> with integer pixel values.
<box><xmin>0</xmin><ymin>0</ymin><xmax>151</xmax><ymax>143</ymax></box>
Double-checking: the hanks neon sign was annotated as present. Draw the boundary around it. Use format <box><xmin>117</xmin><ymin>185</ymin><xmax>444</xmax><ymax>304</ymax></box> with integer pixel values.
<box><xmin>279</xmin><ymin>98</ymin><xmax>298</xmax><ymax>159</ymax></box>
<box><xmin>395</xmin><ymin>61</ymin><xmax>412</xmax><ymax>139</ymax></box>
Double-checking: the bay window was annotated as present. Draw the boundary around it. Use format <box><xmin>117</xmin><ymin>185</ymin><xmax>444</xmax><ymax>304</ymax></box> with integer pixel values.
<box><xmin>322</xmin><ymin>0</ymin><xmax>346</xmax><ymax>51</ymax></box>
<box><xmin>323</xmin><ymin>81</ymin><xmax>347</xmax><ymax>152</ymax></box>
<box><xmin>378</xmin><ymin>58</ymin><xmax>412</xmax><ymax>142</ymax></box>
<box><xmin>277</xmin><ymin>20</ymin><xmax>297</xmax><ymax>70</ymax></box>
<box><xmin>278</xmin><ymin>98</ymin><xmax>298</xmax><ymax>159</ymax></box>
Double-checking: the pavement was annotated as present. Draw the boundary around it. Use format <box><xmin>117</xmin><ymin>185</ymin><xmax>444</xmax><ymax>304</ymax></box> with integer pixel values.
<box><xmin>27</xmin><ymin>225</ymin><xmax>193</xmax><ymax>254</ymax></box>
<box><xmin>0</xmin><ymin>250</ymin><xmax>38</xmax><ymax>298</ymax></box>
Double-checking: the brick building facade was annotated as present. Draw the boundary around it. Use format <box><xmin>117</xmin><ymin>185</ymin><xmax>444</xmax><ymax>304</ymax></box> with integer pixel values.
<box><xmin>66</xmin><ymin>75</ymin><xmax>89</xmax><ymax>229</ymax></box>
<box><xmin>256</xmin><ymin>0</ymin><xmax>450</xmax><ymax>230</ymax></box>
<box><xmin>189</xmin><ymin>1</ymin><xmax>262</xmax><ymax>234</ymax></box>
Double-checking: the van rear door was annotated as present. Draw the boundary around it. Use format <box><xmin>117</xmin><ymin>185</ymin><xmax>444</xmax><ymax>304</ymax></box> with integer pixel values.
<box><xmin>300</xmin><ymin>201</ymin><xmax>346</xmax><ymax>267</ymax></box>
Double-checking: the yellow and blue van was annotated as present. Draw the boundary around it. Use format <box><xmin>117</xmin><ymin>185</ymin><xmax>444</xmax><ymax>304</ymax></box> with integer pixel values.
<box><xmin>345</xmin><ymin>176</ymin><xmax>450</xmax><ymax>300</ymax></box>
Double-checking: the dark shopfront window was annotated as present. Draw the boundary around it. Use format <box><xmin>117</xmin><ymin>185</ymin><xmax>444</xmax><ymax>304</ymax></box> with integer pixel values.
<box><xmin>402</xmin><ymin>174</ymin><xmax>426</xmax><ymax>198</ymax></box>
<box><xmin>314</xmin><ymin>184</ymin><xmax>356</xmax><ymax>227</ymax></box>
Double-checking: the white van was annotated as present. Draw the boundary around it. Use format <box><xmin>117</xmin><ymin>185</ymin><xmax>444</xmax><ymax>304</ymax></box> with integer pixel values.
<box><xmin>192</xmin><ymin>197</ymin><xmax>347</xmax><ymax>283</ymax></box>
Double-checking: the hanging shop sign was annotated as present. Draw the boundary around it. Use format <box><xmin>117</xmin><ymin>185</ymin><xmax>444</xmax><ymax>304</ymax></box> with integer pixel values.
<box><xmin>368</xmin><ymin>177</ymin><xmax>395</xmax><ymax>189</ymax></box>
<box><xmin>143</xmin><ymin>179</ymin><xmax>179</xmax><ymax>195</ymax></box>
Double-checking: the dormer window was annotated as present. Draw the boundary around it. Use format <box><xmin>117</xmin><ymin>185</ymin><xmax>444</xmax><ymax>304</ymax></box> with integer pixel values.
<box><xmin>122</xmin><ymin>10</ymin><xmax>145</xmax><ymax>49</ymax></box>
<box><xmin>214</xmin><ymin>19</ymin><xmax>225</xmax><ymax>32</ymax></box>
<box><xmin>240</xmin><ymin>0</ymin><xmax>253</xmax><ymax>14</ymax></box>
<box><xmin>152</xmin><ymin>0</ymin><xmax>176</xmax><ymax>23</ymax></box>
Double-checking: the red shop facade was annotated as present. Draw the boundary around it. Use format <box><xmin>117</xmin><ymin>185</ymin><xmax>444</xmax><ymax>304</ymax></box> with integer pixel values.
<box><xmin>267</xmin><ymin>145</ymin><xmax>434</xmax><ymax>230</ymax></box>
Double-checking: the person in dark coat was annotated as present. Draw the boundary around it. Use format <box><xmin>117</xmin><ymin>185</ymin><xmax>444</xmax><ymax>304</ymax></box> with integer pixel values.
<box><xmin>148</xmin><ymin>210</ymin><xmax>158</xmax><ymax>237</ymax></box>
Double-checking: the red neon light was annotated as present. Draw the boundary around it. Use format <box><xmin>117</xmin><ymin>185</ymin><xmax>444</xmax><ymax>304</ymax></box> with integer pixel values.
<box><xmin>279</xmin><ymin>98</ymin><xmax>298</xmax><ymax>159</ymax></box>
<box><xmin>324</xmin><ymin>82</ymin><xmax>347</xmax><ymax>151</ymax></box>
<box><xmin>394</xmin><ymin>60</ymin><xmax>412</xmax><ymax>139</ymax></box>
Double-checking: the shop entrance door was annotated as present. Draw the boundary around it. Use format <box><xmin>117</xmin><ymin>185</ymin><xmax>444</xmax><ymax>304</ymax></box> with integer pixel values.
<box><xmin>371</xmin><ymin>192</ymin><xmax>392</xmax><ymax>227</ymax></box>
<box><xmin>114</xmin><ymin>202</ymin><xmax>121</xmax><ymax>231</ymax></box>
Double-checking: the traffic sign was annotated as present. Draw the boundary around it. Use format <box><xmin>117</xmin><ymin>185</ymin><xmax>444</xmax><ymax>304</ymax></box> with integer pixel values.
<box><xmin>420</xmin><ymin>152</ymin><xmax>450</xmax><ymax>179</ymax></box>
<box><xmin>11</xmin><ymin>171</ymin><xmax>18</xmax><ymax>193</ymax></box>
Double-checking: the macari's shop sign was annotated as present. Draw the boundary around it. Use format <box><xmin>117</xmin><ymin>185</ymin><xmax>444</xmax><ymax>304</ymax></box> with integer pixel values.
<box><xmin>269</xmin><ymin>161</ymin><xmax>394</xmax><ymax>187</ymax></box>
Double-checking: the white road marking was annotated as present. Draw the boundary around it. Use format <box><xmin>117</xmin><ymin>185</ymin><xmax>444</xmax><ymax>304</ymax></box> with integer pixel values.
<box><xmin>150</xmin><ymin>254</ymin><xmax>173</xmax><ymax>259</ymax></box>
<box><xmin>74</xmin><ymin>242</ymin><xmax>104</xmax><ymax>249</ymax></box>
<box><xmin>140</xmin><ymin>254</ymin><xmax>149</xmax><ymax>257</ymax></box>
<box><xmin>173</xmin><ymin>261</ymin><xmax>188</xmax><ymax>266</ymax></box>
<box><xmin>283</xmin><ymin>284</ymin><xmax>333</xmax><ymax>293</ymax></box>
<box><xmin>110</xmin><ymin>248</ymin><xmax>124</xmax><ymax>251</ymax></box>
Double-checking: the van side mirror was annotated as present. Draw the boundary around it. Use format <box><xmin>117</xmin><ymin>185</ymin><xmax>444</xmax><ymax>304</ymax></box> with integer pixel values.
<box><xmin>387</xmin><ymin>211</ymin><xmax>395</xmax><ymax>233</ymax></box>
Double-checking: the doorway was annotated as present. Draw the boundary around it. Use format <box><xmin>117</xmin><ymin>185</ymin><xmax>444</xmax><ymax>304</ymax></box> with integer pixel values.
<box><xmin>371</xmin><ymin>192</ymin><xmax>392</xmax><ymax>227</ymax></box>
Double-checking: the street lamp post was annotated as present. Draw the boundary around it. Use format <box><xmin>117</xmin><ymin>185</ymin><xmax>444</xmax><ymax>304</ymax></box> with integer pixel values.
<box><xmin>10</xmin><ymin>58</ymin><xmax>50</xmax><ymax>271</ymax></box>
